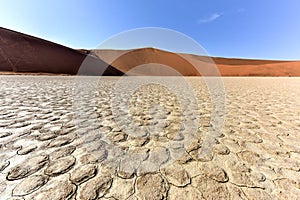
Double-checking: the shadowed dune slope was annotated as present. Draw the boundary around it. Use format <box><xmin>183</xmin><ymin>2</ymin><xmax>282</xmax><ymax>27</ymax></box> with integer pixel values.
<box><xmin>0</xmin><ymin>27</ymin><xmax>124</xmax><ymax>75</ymax></box>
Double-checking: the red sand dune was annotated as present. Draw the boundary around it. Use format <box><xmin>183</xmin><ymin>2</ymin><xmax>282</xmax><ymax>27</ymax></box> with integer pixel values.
<box><xmin>1</xmin><ymin>27</ymin><xmax>300</xmax><ymax>76</ymax></box>
<box><xmin>93</xmin><ymin>48</ymin><xmax>202</xmax><ymax>76</ymax></box>
<box><xmin>0</xmin><ymin>27</ymin><xmax>123</xmax><ymax>75</ymax></box>
<box><xmin>94</xmin><ymin>49</ymin><xmax>300</xmax><ymax>76</ymax></box>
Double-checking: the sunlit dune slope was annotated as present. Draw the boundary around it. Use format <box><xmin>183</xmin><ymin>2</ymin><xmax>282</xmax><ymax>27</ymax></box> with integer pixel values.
<box><xmin>93</xmin><ymin>48</ymin><xmax>300</xmax><ymax>76</ymax></box>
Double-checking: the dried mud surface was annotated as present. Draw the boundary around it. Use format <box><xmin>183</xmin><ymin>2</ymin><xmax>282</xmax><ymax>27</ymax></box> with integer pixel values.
<box><xmin>0</xmin><ymin>76</ymin><xmax>299</xmax><ymax>199</ymax></box>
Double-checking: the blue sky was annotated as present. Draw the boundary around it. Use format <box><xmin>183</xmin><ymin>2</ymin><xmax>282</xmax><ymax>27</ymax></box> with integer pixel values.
<box><xmin>1</xmin><ymin>0</ymin><xmax>300</xmax><ymax>60</ymax></box>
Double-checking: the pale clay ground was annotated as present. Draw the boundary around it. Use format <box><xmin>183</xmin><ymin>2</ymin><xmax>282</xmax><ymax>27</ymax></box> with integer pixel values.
<box><xmin>0</xmin><ymin>76</ymin><xmax>299</xmax><ymax>200</ymax></box>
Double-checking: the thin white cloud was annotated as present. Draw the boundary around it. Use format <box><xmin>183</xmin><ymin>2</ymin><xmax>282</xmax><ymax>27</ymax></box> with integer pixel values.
<box><xmin>198</xmin><ymin>13</ymin><xmax>223</xmax><ymax>24</ymax></box>
<box><xmin>237</xmin><ymin>8</ymin><xmax>245</xmax><ymax>13</ymax></box>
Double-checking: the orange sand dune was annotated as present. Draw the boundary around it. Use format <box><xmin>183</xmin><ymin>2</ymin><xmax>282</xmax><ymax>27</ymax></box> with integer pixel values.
<box><xmin>1</xmin><ymin>27</ymin><xmax>299</xmax><ymax>76</ymax></box>
<box><xmin>0</xmin><ymin>27</ymin><xmax>123</xmax><ymax>75</ymax></box>
<box><xmin>94</xmin><ymin>48</ymin><xmax>201</xmax><ymax>76</ymax></box>
<box><xmin>93</xmin><ymin>48</ymin><xmax>300</xmax><ymax>76</ymax></box>
<box><xmin>187</xmin><ymin>54</ymin><xmax>300</xmax><ymax>76</ymax></box>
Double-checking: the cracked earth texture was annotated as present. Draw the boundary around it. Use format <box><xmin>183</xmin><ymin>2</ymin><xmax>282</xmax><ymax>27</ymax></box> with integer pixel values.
<box><xmin>0</xmin><ymin>76</ymin><xmax>299</xmax><ymax>200</ymax></box>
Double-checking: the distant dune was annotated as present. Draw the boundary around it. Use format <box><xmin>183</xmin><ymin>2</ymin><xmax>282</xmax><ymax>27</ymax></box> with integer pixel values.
<box><xmin>1</xmin><ymin>27</ymin><xmax>299</xmax><ymax>76</ymax></box>
<box><xmin>212</xmin><ymin>57</ymin><xmax>300</xmax><ymax>76</ymax></box>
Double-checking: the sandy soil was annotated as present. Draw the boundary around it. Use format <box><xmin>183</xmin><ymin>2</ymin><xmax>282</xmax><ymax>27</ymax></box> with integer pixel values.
<box><xmin>0</xmin><ymin>76</ymin><xmax>299</xmax><ymax>199</ymax></box>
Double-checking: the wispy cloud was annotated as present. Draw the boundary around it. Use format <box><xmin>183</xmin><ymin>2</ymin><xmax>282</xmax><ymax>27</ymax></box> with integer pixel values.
<box><xmin>237</xmin><ymin>8</ymin><xmax>245</xmax><ymax>13</ymax></box>
<box><xmin>198</xmin><ymin>13</ymin><xmax>223</xmax><ymax>24</ymax></box>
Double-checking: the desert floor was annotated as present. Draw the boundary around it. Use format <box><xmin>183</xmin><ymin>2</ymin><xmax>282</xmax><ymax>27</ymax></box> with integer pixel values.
<box><xmin>0</xmin><ymin>76</ymin><xmax>299</xmax><ymax>200</ymax></box>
